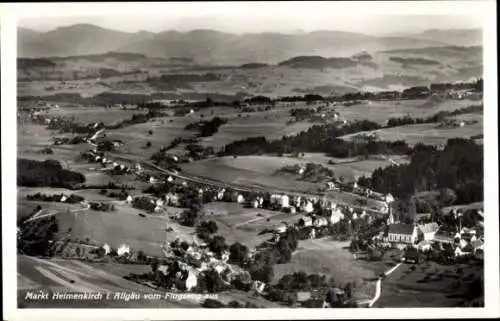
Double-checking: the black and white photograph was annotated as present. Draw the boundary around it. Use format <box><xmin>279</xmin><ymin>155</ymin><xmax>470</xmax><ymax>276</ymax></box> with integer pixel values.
<box><xmin>1</xmin><ymin>1</ymin><xmax>498</xmax><ymax>320</ymax></box>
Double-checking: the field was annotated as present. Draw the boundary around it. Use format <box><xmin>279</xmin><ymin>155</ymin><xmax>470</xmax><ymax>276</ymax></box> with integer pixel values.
<box><xmin>374</xmin><ymin>260</ymin><xmax>483</xmax><ymax>307</ymax></box>
<box><xmin>202</xmin><ymin>202</ymin><xmax>299</xmax><ymax>248</ymax></box>
<box><xmin>44</xmin><ymin>106</ymin><xmax>148</xmax><ymax>126</ymax></box>
<box><xmin>340</xmin><ymin>119</ymin><xmax>483</xmax><ymax>147</ymax></box>
<box><xmin>333</xmin><ymin>98</ymin><xmax>481</xmax><ymax>125</ymax></box>
<box><xmin>17</xmin><ymin>255</ymin><xmax>191</xmax><ymax>308</ymax></box>
<box><xmin>180</xmin><ymin>154</ymin><xmax>409</xmax><ymax>189</ymax></box>
<box><xmin>273</xmin><ymin>239</ymin><xmax>377</xmax><ymax>284</ymax></box>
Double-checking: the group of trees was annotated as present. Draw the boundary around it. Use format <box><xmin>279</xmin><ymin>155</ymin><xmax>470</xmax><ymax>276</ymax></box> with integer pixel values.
<box><xmin>185</xmin><ymin>117</ymin><xmax>228</xmax><ymax>137</ymax></box>
<box><xmin>26</xmin><ymin>193</ymin><xmax>84</xmax><ymax>204</ymax></box>
<box><xmin>18</xmin><ymin>159</ymin><xmax>86</xmax><ymax>188</ymax></box>
<box><xmin>18</xmin><ymin>216</ymin><xmax>59</xmax><ymax>257</ymax></box>
<box><xmin>361</xmin><ymin>138</ymin><xmax>483</xmax><ymax>204</ymax></box>
<box><xmin>385</xmin><ymin>105</ymin><xmax>482</xmax><ymax>128</ymax></box>
<box><xmin>218</xmin><ymin>120</ymin><xmax>411</xmax><ymax>158</ymax></box>
<box><xmin>265</xmin><ymin>271</ymin><xmax>355</xmax><ymax>307</ymax></box>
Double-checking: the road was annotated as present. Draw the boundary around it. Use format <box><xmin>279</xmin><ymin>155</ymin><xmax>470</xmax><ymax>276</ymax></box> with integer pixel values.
<box><xmin>23</xmin><ymin>207</ymin><xmax>89</xmax><ymax>223</ymax></box>
<box><xmin>368</xmin><ymin>262</ymin><xmax>402</xmax><ymax>308</ymax></box>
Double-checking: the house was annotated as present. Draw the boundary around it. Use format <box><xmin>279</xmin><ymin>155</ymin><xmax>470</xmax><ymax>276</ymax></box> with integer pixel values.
<box><xmin>251</xmin><ymin>199</ymin><xmax>259</xmax><ymax>208</ymax></box>
<box><xmin>471</xmin><ymin>239</ymin><xmax>484</xmax><ymax>254</ymax></box>
<box><xmin>126</xmin><ymin>195</ymin><xmax>133</xmax><ymax>204</ymax></box>
<box><xmin>185</xmin><ymin>269</ymin><xmax>198</xmax><ymax>291</ymax></box>
<box><xmin>385</xmin><ymin>193</ymin><xmax>394</xmax><ymax>203</ymax></box>
<box><xmin>414</xmin><ymin>212</ymin><xmax>432</xmax><ymax>223</ymax></box>
<box><xmin>117</xmin><ymin>244</ymin><xmax>130</xmax><ymax>256</ymax></box>
<box><xmin>280</xmin><ymin>195</ymin><xmax>290</xmax><ymax>208</ymax></box>
<box><xmin>236</xmin><ymin>194</ymin><xmax>245</xmax><ymax>204</ymax></box>
<box><xmin>302</xmin><ymin>201</ymin><xmax>314</xmax><ymax>213</ymax></box>
<box><xmin>417</xmin><ymin>222</ymin><xmax>439</xmax><ymax>241</ymax></box>
<box><xmin>455</xmin><ymin>246</ymin><xmax>472</xmax><ymax>257</ymax></box>
<box><xmin>102</xmin><ymin>243</ymin><xmax>111</xmax><ymax>255</ymax></box>
<box><xmin>275</xmin><ymin>224</ymin><xmax>287</xmax><ymax>234</ymax></box>
<box><xmin>417</xmin><ymin>240</ymin><xmax>433</xmax><ymax>252</ymax></box>
<box><xmin>252</xmin><ymin>281</ymin><xmax>266</xmax><ymax>294</ymax></box>
<box><xmin>387</xmin><ymin>224</ymin><xmax>418</xmax><ymax>244</ymax></box>
<box><xmin>60</xmin><ymin>194</ymin><xmax>68</xmax><ymax>203</ymax></box>
<box><xmin>329</xmin><ymin>209</ymin><xmax>344</xmax><ymax>225</ymax></box>
<box><xmin>309</xmin><ymin>228</ymin><xmax>316</xmax><ymax>239</ymax></box>
<box><xmin>299</xmin><ymin>216</ymin><xmax>313</xmax><ymax>227</ymax></box>
<box><xmin>434</xmin><ymin>230</ymin><xmax>455</xmax><ymax>244</ymax></box>
<box><xmin>314</xmin><ymin>217</ymin><xmax>329</xmax><ymax>228</ymax></box>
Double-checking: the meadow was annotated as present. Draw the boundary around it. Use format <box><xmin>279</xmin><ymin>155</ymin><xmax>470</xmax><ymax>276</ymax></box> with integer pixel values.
<box><xmin>340</xmin><ymin>120</ymin><xmax>483</xmax><ymax>147</ymax></box>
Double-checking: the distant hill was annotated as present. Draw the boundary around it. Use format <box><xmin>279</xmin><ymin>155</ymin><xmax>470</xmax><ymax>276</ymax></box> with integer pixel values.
<box><xmin>417</xmin><ymin>29</ymin><xmax>482</xmax><ymax>47</ymax></box>
<box><xmin>389</xmin><ymin>56</ymin><xmax>440</xmax><ymax>66</ymax></box>
<box><xmin>18</xmin><ymin>58</ymin><xmax>56</xmax><ymax>69</ymax></box>
<box><xmin>278</xmin><ymin>56</ymin><xmax>357</xmax><ymax>69</ymax></box>
<box><xmin>19</xmin><ymin>24</ymin><xmax>457</xmax><ymax>64</ymax></box>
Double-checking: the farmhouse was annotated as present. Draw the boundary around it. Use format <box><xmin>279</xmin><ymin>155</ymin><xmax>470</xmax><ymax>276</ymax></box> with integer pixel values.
<box><xmin>329</xmin><ymin>209</ymin><xmax>344</xmax><ymax>225</ymax></box>
<box><xmin>299</xmin><ymin>216</ymin><xmax>313</xmax><ymax>227</ymax></box>
<box><xmin>387</xmin><ymin>224</ymin><xmax>418</xmax><ymax>244</ymax></box>
<box><xmin>434</xmin><ymin>230</ymin><xmax>455</xmax><ymax>244</ymax></box>
<box><xmin>313</xmin><ymin>217</ymin><xmax>329</xmax><ymax>228</ymax></box>
<box><xmin>302</xmin><ymin>201</ymin><xmax>314</xmax><ymax>214</ymax></box>
<box><xmin>417</xmin><ymin>222</ymin><xmax>439</xmax><ymax>241</ymax></box>
<box><xmin>117</xmin><ymin>244</ymin><xmax>130</xmax><ymax>256</ymax></box>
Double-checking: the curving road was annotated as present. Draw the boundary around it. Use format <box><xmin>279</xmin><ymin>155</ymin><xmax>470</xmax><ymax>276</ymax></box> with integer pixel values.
<box><xmin>368</xmin><ymin>262</ymin><xmax>402</xmax><ymax>308</ymax></box>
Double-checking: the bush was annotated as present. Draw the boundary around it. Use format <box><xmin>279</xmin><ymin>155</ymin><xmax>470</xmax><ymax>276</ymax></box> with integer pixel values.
<box><xmin>202</xmin><ymin>299</ymin><xmax>225</xmax><ymax>308</ymax></box>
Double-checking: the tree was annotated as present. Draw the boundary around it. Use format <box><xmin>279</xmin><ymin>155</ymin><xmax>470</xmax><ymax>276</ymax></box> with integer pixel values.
<box><xmin>277</xmin><ymin>239</ymin><xmax>292</xmax><ymax>264</ymax></box>
<box><xmin>146</xmin><ymin>141</ymin><xmax>152</xmax><ymax>148</ymax></box>
<box><xmin>209</xmin><ymin>235</ymin><xmax>227</xmax><ymax>257</ymax></box>
<box><xmin>148</xmin><ymin>130</ymin><xmax>153</xmax><ymax>135</ymax></box>
<box><xmin>251</xmin><ymin>265</ymin><xmax>274</xmax><ymax>283</ymax></box>
<box><xmin>229</xmin><ymin>242</ymin><xmax>249</xmax><ymax>265</ymax></box>
<box><xmin>150</xmin><ymin>257</ymin><xmax>159</xmax><ymax>273</ymax></box>
<box><xmin>203</xmin><ymin>269</ymin><xmax>225</xmax><ymax>293</ymax></box>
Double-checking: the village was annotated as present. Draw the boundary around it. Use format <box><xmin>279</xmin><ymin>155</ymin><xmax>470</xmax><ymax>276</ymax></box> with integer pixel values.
<box><xmin>14</xmin><ymin>17</ymin><xmax>486</xmax><ymax>309</ymax></box>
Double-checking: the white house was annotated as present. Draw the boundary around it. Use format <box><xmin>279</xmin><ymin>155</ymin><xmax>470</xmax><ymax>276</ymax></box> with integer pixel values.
<box><xmin>60</xmin><ymin>194</ymin><xmax>68</xmax><ymax>203</ymax></box>
<box><xmin>117</xmin><ymin>244</ymin><xmax>130</xmax><ymax>256</ymax></box>
<box><xmin>302</xmin><ymin>201</ymin><xmax>314</xmax><ymax>213</ymax></box>
<box><xmin>387</xmin><ymin>224</ymin><xmax>419</xmax><ymax>244</ymax></box>
<box><xmin>126</xmin><ymin>195</ymin><xmax>133</xmax><ymax>204</ymax></box>
<box><xmin>149</xmin><ymin>176</ymin><xmax>158</xmax><ymax>184</ymax></box>
<box><xmin>185</xmin><ymin>269</ymin><xmax>198</xmax><ymax>291</ymax></box>
<box><xmin>330</xmin><ymin>209</ymin><xmax>344</xmax><ymax>225</ymax></box>
<box><xmin>314</xmin><ymin>217</ymin><xmax>329</xmax><ymax>227</ymax></box>
<box><xmin>280</xmin><ymin>195</ymin><xmax>290</xmax><ymax>208</ymax></box>
<box><xmin>251</xmin><ymin>199</ymin><xmax>259</xmax><ymax>208</ymax></box>
<box><xmin>299</xmin><ymin>216</ymin><xmax>313</xmax><ymax>227</ymax></box>
<box><xmin>385</xmin><ymin>193</ymin><xmax>395</xmax><ymax>203</ymax></box>
<box><xmin>418</xmin><ymin>222</ymin><xmax>439</xmax><ymax>241</ymax></box>
<box><xmin>253</xmin><ymin>281</ymin><xmax>266</xmax><ymax>294</ymax></box>
<box><xmin>417</xmin><ymin>240</ymin><xmax>433</xmax><ymax>252</ymax></box>
<box><xmin>236</xmin><ymin>194</ymin><xmax>245</xmax><ymax>204</ymax></box>
<box><xmin>102</xmin><ymin>243</ymin><xmax>111</xmax><ymax>255</ymax></box>
<box><xmin>275</xmin><ymin>224</ymin><xmax>287</xmax><ymax>234</ymax></box>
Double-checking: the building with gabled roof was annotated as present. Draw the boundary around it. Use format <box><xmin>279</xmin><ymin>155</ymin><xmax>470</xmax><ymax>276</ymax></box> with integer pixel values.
<box><xmin>417</xmin><ymin>222</ymin><xmax>440</xmax><ymax>241</ymax></box>
<box><xmin>387</xmin><ymin>224</ymin><xmax>418</xmax><ymax>244</ymax></box>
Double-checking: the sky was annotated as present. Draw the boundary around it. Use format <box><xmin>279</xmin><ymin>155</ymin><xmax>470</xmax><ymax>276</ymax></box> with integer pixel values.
<box><xmin>13</xmin><ymin>2</ymin><xmax>484</xmax><ymax>35</ymax></box>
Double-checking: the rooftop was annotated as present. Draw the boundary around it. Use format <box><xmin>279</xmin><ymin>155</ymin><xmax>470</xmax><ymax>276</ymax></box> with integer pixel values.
<box><xmin>388</xmin><ymin>223</ymin><xmax>415</xmax><ymax>235</ymax></box>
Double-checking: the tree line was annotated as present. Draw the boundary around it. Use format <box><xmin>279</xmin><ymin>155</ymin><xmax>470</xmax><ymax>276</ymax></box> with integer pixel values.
<box><xmin>358</xmin><ymin>138</ymin><xmax>483</xmax><ymax>204</ymax></box>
